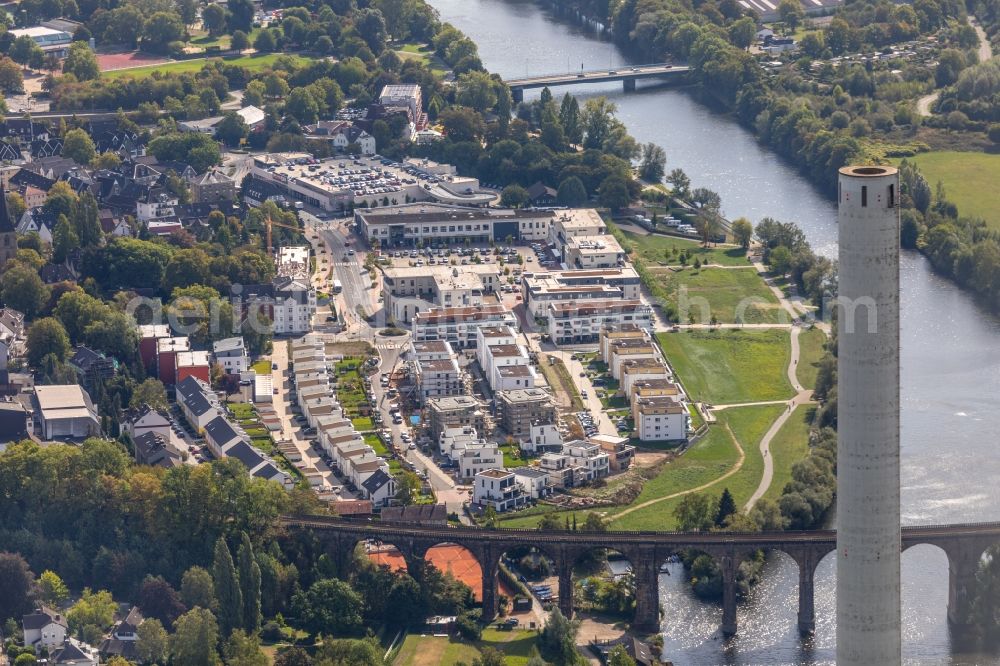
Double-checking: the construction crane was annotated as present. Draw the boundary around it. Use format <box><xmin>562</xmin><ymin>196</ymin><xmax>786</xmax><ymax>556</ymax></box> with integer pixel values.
<box><xmin>265</xmin><ymin>215</ymin><xmax>304</xmax><ymax>254</ymax></box>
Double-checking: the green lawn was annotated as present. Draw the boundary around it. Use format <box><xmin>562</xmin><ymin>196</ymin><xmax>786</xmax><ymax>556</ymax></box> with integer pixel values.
<box><xmin>251</xmin><ymin>359</ymin><xmax>271</xmax><ymax>375</ymax></box>
<box><xmin>895</xmin><ymin>151</ymin><xmax>1000</xmax><ymax>231</ymax></box>
<box><xmin>650</xmin><ymin>266</ymin><xmax>784</xmax><ymax>324</ymax></box>
<box><xmin>395</xmin><ymin>42</ymin><xmax>449</xmax><ymax>75</ymax></box>
<box><xmin>393</xmin><ymin>630</ymin><xmax>539</xmax><ymax>666</ymax></box>
<box><xmin>104</xmin><ymin>53</ymin><xmax>306</xmax><ymax>80</ymax></box>
<box><xmin>618</xmin><ymin>228</ymin><xmax>749</xmax><ymax>267</ymax></box>
<box><xmin>716</xmin><ymin>405</ymin><xmax>785</xmax><ymax>508</ymax></box>
<box><xmin>498</xmin><ymin>404</ymin><xmax>785</xmax><ymax>531</ymax></box>
<box><xmin>796</xmin><ymin>326</ymin><xmax>828</xmax><ymax>391</ymax></box>
<box><xmin>351</xmin><ymin>416</ymin><xmax>375</xmax><ymax>431</ymax></box>
<box><xmin>657</xmin><ymin>329</ymin><xmax>794</xmax><ymax>404</ymax></box>
<box><xmin>763</xmin><ymin>405</ymin><xmax>812</xmax><ymax>503</ymax></box>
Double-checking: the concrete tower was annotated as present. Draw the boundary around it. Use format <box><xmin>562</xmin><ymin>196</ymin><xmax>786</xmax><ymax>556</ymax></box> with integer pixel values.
<box><xmin>836</xmin><ymin>165</ymin><xmax>901</xmax><ymax>666</ymax></box>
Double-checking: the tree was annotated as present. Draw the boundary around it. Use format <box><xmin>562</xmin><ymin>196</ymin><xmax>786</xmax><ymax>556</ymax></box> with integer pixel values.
<box><xmin>777</xmin><ymin>0</ymin><xmax>804</xmax><ymax>31</ymax></box>
<box><xmin>538</xmin><ymin>608</ymin><xmax>581</xmax><ymax>666</ymax></box>
<box><xmin>731</xmin><ymin>218</ymin><xmax>753</xmax><ymax>249</ymax></box>
<box><xmin>0</xmin><ymin>57</ymin><xmax>23</xmax><ymax>93</ymax></box>
<box><xmin>749</xmin><ymin>497</ymin><xmax>786</xmax><ymax>531</ymax></box>
<box><xmin>768</xmin><ymin>245</ymin><xmax>793</xmax><ymax>275</ymax></box>
<box><xmin>384</xmin><ymin>575</ymin><xmax>425</xmax><ymax>628</ymax></box>
<box><xmin>62</xmin><ymin>41</ymin><xmax>99</xmax><ymax>81</ymax></box>
<box><xmin>273</xmin><ymin>647</ymin><xmax>312</xmax><ymax>666</ymax></box>
<box><xmin>212</xmin><ymin>537</ymin><xmax>242</xmax><ymax>637</ymax></box>
<box><xmin>638</xmin><ymin>143</ymin><xmax>666</xmax><ymax>183</ymax></box>
<box><xmin>0</xmin><ymin>552</ymin><xmax>36</xmax><ymax>622</ymax></box>
<box><xmin>537</xmin><ymin>513</ymin><xmax>563</xmax><ymax>531</ymax></box>
<box><xmin>394</xmin><ymin>470</ymin><xmax>421</xmax><ymax>505</ymax></box>
<box><xmin>581</xmin><ymin>512</ymin><xmax>607</xmax><ymax>532</ymax></box>
<box><xmin>715</xmin><ymin>488</ymin><xmax>737</xmax><ymax>527</ymax></box>
<box><xmin>472</xmin><ymin>647</ymin><xmax>508</xmax><ymax>666</ymax></box>
<box><xmin>181</xmin><ymin>566</ymin><xmax>216</xmax><ymax>610</ymax></box>
<box><xmin>598</xmin><ymin>175</ymin><xmax>630</xmax><ymax>211</ymax></box>
<box><xmin>439</xmin><ymin>107</ymin><xmax>486</xmax><ymax>143</ymax></box>
<box><xmin>201</xmin><ymin>3</ymin><xmax>228</xmax><ymax>35</ymax></box>
<box><xmin>14</xmin><ymin>655</ymin><xmax>37</xmax><ymax>666</ymax></box>
<box><xmin>62</xmin><ymin>128</ymin><xmax>97</xmax><ymax>165</ymax></box>
<box><xmin>67</xmin><ymin>588</ymin><xmax>117</xmax><ymax>641</ymax></box>
<box><xmin>456</xmin><ymin>71</ymin><xmax>499</xmax><ymax>112</ymax></box>
<box><xmin>666</xmin><ymin>168</ymin><xmax>691</xmax><ymax>199</ymax></box>
<box><xmin>231</xmin><ymin>30</ymin><xmax>250</xmax><ymax>52</ymax></box>
<box><xmin>224</xmin><ymin>630</ymin><xmax>267</xmax><ymax>666</ymax></box>
<box><xmin>142</xmin><ymin>12</ymin><xmax>187</xmax><ymax>54</ymax></box>
<box><xmin>500</xmin><ymin>184</ymin><xmax>530</xmax><ymax>208</ymax></box>
<box><xmin>673</xmin><ymin>493</ymin><xmax>715</xmax><ymax>531</ymax></box>
<box><xmin>355</xmin><ymin>8</ymin><xmax>387</xmax><ymax>53</ymax></box>
<box><xmin>607</xmin><ymin>645</ymin><xmax>636</xmax><ymax>666</ymax></box>
<box><xmin>138</xmin><ymin>576</ymin><xmax>186</xmax><ymax>627</ymax></box>
<box><xmin>27</xmin><ymin>317</ymin><xmax>69</xmax><ymax>367</ymax></box>
<box><xmin>10</xmin><ymin>36</ymin><xmax>43</xmax><ymax>71</ymax></box>
<box><xmin>253</xmin><ymin>28</ymin><xmax>277</xmax><ymax>52</ymax></box>
<box><xmin>284</xmin><ymin>88</ymin><xmax>319</xmax><ymax>125</ymax></box>
<box><xmin>52</xmin><ymin>214</ymin><xmax>79</xmax><ymax>263</ymax></box>
<box><xmin>728</xmin><ymin>17</ymin><xmax>756</xmax><ymax>51</ymax></box>
<box><xmin>988</xmin><ymin>124</ymin><xmax>1000</xmax><ymax>146</ymax></box>
<box><xmin>227</xmin><ymin>0</ymin><xmax>254</xmax><ymax>32</ymax></box>
<box><xmin>169</xmin><ymin>607</ymin><xmax>219</xmax><ymax>666</ymax></box>
<box><xmin>135</xmin><ymin>618</ymin><xmax>168</xmax><ymax>665</ymax></box>
<box><xmin>38</xmin><ymin>570</ymin><xmax>69</xmax><ymax>606</ymax></box>
<box><xmin>73</xmin><ymin>192</ymin><xmax>102</xmax><ymax>248</ymax></box>
<box><xmin>556</xmin><ymin>176</ymin><xmax>587</xmax><ymax>207</ymax></box>
<box><xmin>237</xmin><ymin>533</ymin><xmax>261</xmax><ymax>633</ymax></box>
<box><xmin>129</xmin><ymin>378</ymin><xmax>168</xmax><ymax>411</ymax></box>
<box><xmin>2</xmin><ymin>262</ymin><xmax>49</xmax><ymax>318</ymax></box>
<box><xmin>291</xmin><ymin>578</ymin><xmax>364</xmax><ymax>637</ymax></box>
<box><xmin>559</xmin><ymin>93</ymin><xmax>582</xmax><ymax>144</ymax></box>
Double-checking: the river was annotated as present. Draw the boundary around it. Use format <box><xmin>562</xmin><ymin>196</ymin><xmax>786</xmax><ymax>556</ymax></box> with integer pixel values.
<box><xmin>425</xmin><ymin>0</ymin><xmax>1000</xmax><ymax>663</ymax></box>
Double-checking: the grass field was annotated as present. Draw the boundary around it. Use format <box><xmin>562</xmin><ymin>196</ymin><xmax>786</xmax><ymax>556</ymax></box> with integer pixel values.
<box><xmin>649</xmin><ymin>266</ymin><xmax>784</xmax><ymax>324</ymax></box>
<box><xmin>104</xmin><ymin>53</ymin><xmax>306</xmax><ymax>80</ymax></box>
<box><xmin>498</xmin><ymin>404</ymin><xmax>786</xmax><ymax>531</ymax></box>
<box><xmin>658</xmin><ymin>329</ymin><xmax>793</xmax><ymax>405</ymax></box>
<box><xmin>251</xmin><ymin>359</ymin><xmax>271</xmax><ymax>375</ymax></box>
<box><xmin>396</xmin><ymin>42</ymin><xmax>449</xmax><ymax>74</ymax></box>
<box><xmin>619</xmin><ymin>228</ymin><xmax>749</xmax><ymax>267</ymax></box>
<box><xmin>796</xmin><ymin>327</ymin><xmax>828</xmax><ymax>390</ymax></box>
<box><xmin>763</xmin><ymin>405</ymin><xmax>812</xmax><ymax>503</ymax></box>
<box><xmin>538</xmin><ymin>356</ymin><xmax>584</xmax><ymax>411</ymax></box>
<box><xmin>393</xmin><ymin>629</ymin><xmax>539</xmax><ymax>666</ymax></box>
<box><xmin>895</xmin><ymin>151</ymin><xmax>1000</xmax><ymax>230</ymax></box>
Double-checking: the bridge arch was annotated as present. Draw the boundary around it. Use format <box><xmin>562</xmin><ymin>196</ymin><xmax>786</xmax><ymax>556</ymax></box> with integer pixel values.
<box><xmin>568</xmin><ymin>544</ymin><xmax>637</xmax><ymax>622</ymax></box>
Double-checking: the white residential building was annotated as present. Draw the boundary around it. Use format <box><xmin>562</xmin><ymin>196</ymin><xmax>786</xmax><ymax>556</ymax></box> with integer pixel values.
<box><xmin>213</xmin><ymin>337</ymin><xmax>249</xmax><ymax>374</ymax></box>
<box><xmin>243</xmin><ymin>277</ymin><xmax>316</xmax><ymax>335</ymax></box>
<box><xmin>547</xmin><ymin>300</ymin><xmax>653</xmax><ymax>346</ymax></box>
<box><xmin>383</xmin><ymin>264</ymin><xmax>501</xmax><ymax>324</ymax></box>
<box><xmin>473</xmin><ymin>468</ymin><xmax>528</xmax><ymax>512</ymax></box>
<box><xmin>439</xmin><ymin>425</ymin><xmax>483</xmax><ymax>460</ymax></box>
<box><xmin>22</xmin><ymin>607</ymin><xmax>67</xmax><ymax>653</ymax></box>
<box><xmin>564</xmin><ymin>440</ymin><xmax>610</xmax><ymax>481</ymax></box>
<box><xmin>522</xmin><ymin>267</ymin><xmax>642</xmax><ymax>319</ymax></box>
<box><xmin>175</xmin><ymin>376</ymin><xmax>220</xmax><ymax>433</ymax></box>
<box><xmin>458</xmin><ymin>443</ymin><xmax>503</xmax><ymax>480</ymax></box>
<box><xmin>476</xmin><ymin>325</ymin><xmax>536</xmax><ymax>391</ymax></box>
<box><xmin>513</xmin><ymin>467</ymin><xmax>551</xmax><ymax>499</ymax></box>
<box><xmin>633</xmin><ymin>395</ymin><xmax>688</xmax><ymax>442</ymax></box>
<box><xmin>521</xmin><ymin>422</ymin><xmax>563</xmax><ymax>454</ymax></box>
<box><xmin>548</xmin><ymin>208</ymin><xmax>607</xmax><ymax>248</ymax></box>
<box><xmin>412</xmin><ymin>304</ymin><xmax>518</xmax><ymax>349</ymax></box>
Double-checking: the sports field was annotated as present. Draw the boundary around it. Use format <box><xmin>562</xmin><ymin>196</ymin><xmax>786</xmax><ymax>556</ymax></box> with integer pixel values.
<box><xmin>103</xmin><ymin>53</ymin><xmax>305</xmax><ymax>80</ymax></box>
<box><xmin>368</xmin><ymin>544</ymin><xmax>516</xmax><ymax>601</ymax></box>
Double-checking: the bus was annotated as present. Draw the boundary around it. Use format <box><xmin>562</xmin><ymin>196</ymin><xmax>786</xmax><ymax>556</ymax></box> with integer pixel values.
<box><xmin>332</xmin><ymin>279</ymin><xmax>343</xmax><ymax>294</ymax></box>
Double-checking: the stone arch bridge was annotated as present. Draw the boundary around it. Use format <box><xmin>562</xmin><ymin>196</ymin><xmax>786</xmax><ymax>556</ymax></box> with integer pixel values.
<box><xmin>280</xmin><ymin>516</ymin><xmax>1000</xmax><ymax>636</ymax></box>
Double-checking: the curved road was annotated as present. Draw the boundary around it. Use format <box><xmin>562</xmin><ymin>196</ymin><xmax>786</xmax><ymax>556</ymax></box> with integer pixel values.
<box><xmin>917</xmin><ymin>15</ymin><xmax>992</xmax><ymax>117</ymax></box>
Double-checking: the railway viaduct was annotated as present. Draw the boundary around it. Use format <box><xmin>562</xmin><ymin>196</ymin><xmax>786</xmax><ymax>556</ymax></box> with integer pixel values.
<box><xmin>280</xmin><ymin>516</ymin><xmax>1000</xmax><ymax>635</ymax></box>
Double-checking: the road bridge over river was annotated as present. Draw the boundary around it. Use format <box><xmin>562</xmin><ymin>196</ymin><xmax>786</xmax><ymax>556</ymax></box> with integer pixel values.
<box><xmin>281</xmin><ymin>516</ymin><xmax>1000</xmax><ymax>636</ymax></box>
<box><xmin>504</xmin><ymin>63</ymin><xmax>691</xmax><ymax>102</ymax></box>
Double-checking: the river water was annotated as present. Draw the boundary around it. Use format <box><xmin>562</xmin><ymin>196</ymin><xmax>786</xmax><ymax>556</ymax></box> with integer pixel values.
<box><xmin>424</xmin><ymin>0</ymin><xmax>1000</xmax><ymax>662</ymax></box>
